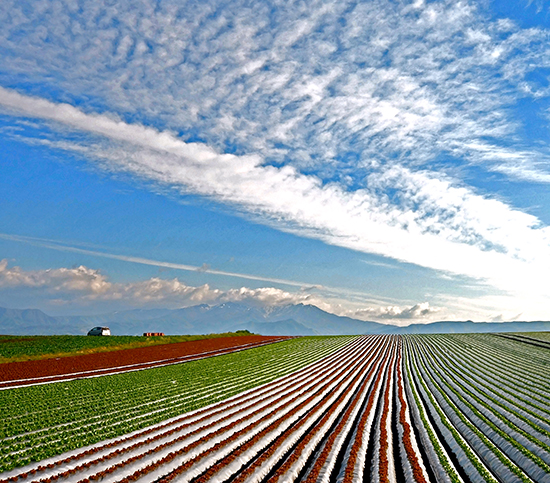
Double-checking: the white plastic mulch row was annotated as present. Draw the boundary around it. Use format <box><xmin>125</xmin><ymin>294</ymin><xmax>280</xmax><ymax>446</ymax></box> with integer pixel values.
<box><xmin>171</xmin><ymin>340</ymin><xmax>381</xmax><ymax>483</ymax></box>
<box><xmin>420</xmin><ymin>340</ymin><xmax>550</xmax><ymax>482</ymax></box>
<box><xmin>1</xmin><ymin>336</ymin><xmax>356</xmax><ymax>470</ymax></box>
<box><xmin>317</xmin><ymin>343</ymin><xmax>394</xmax><ymax>483</ymax></box>
<box><xmin>1</xmin><ymin>336</ymin><xmax>364</xmax><ymax>483</ymax></box>
<box><xmin>413</xmin><ymin>340</ymin><xmax>531</xmax><ymax>483</ymax></box>
<box><xmin>453</xmin><ymin>335</ymin><xmax>550</xmax><ymax>395</ymax></box>
<box><xmin>235</xmin><ymin>340</ymin><xmax>392</xmax><ymax>483</ymax></box>
<box><xmin>403</xmin><ymin>342</ymin><xmax>464</xmax><ymax>483</ymax></box>
<box><xmin>396</xmin><ymin>354</ymin><xmax>431</xmax><ymax>483</ymax></box>
<box><xmin>102</xmin><ymin>338</ymin><xmax>373</xmax><ymax>483</ymax></box>
<box><xmin>336</xmin><ymin>358</ymin><xmax>386</xmax><ymax>483</ymax></box>
<box><xmin>433</xmin><ymin>348</ymin><xmax>550</xmax><ymax>451</ymax></box>
<box><xmin>407</xmin><ymin>342</ymin><xmax>496</xmax><ymax>483</ymax></box>
<box><xmin>431</xmin><ymin>337</ymin><xmax>550</xmax><ymax>424</ymax></box>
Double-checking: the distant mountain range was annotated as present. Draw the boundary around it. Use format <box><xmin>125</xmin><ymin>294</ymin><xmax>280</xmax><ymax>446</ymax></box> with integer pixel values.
<box><xmin>1</xmin><ymin>303</ymin><xmax>550</xmax><ymax>336</ymax></box>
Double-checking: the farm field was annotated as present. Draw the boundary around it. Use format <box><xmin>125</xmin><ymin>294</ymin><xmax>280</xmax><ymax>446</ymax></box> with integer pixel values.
<box><xmin>0</xmin><ymin>335</ymin><xmax>290</xmax><ymax>388</ymax></box>
<box><xmin>0</xmin><ymin>335</ymin><xmax>353</xmax><ymax>473</ymax></box>
<box><xmin>501</xmin><ymin>332</ymin><xmax>550</xmax><ymax>348</ymax></box>
<box><xmin>1</xmin><ymin>333</ymin><xmax>550</xmax><ymax>482</ymax></box>
<box><xmin>0</xmin><ymin>332</ymin><xmax>259</xmax><ymax>363</ymax></box>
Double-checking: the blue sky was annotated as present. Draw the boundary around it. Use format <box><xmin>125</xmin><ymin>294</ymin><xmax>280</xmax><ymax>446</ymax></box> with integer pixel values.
<box><xmin>1</xmin><ymin>0</ymin><xmax>550</xmax><ymax>325</ymax></box>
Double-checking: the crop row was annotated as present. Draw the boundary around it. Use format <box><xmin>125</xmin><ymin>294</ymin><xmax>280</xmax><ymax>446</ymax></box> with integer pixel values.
<box><xmin>1</xmin><ymin>335</ymin><xmax>436</xmax><ymax>483</ymax></box>
<box><xmin>0</xmin><ymin>336</ymin><xmax>368</xmax><ymax>481</ymax></box>
<box><xmin>3</xmin><ymin>333</ymin><xmax>550</xmax><ymax>482</ymax></box>
<box><xmin>404</xmin><ymin>333</ymin><xmax>550</xmax><ymax>483</ymax></box>
<box><xmin>0</xmin><ymin>336</ymin><xmax>290</xmax><ymax>389</ymax></box>
<box><xmin>0</xmin><ymin>336</ymin><xmax>354</xmax><ymax>472</ymax></box>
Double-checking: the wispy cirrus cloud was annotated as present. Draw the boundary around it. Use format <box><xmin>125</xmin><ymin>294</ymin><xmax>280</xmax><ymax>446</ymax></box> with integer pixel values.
<box><xmin>0</xmin><ymin>232</ymin><xmax>413</xmax><ymax>310</ymax></box>
<box><xmin>1</xmin><ymin>0</ymin><xmax>550</xmax><ymax>320</ymax></box>
<box><xmin>1</xmin><ymin>86</ymin><xmax>550</xmax><ymax>305</ymax></box>
<box><xmin>1</xmin><ymin>0</ymin><xmax>550</xmax><ymax>181</ymax></box>
<box><xmin>0</xmin><ymin>232</ymin><xmax>314</xmax><ymax>289</ymax></box>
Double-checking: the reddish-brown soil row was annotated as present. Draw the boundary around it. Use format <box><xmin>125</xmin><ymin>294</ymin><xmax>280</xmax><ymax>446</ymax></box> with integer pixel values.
<box><xmin>341</xmin><ymin>349</ymin><xmax>388</xmax><ymax>483</ymax></box>
<box><xmin>0</xmin><ymin>337</ymin><xmax>355</xmax><ymax>483</ymax></box>
<box><xmin>301</xmin><ymin>343</ymin><xmax>388</xmax><ymax>483</ymax></box>
<box><xmin>208</xmin><ymin>341</ymin><xmax>380</xmax><ymax>483</ymax></box>
<box><xmin>396</xmin><ymin>347</ymin><xmax>428</xmax><ymax>483</ymax></box>
<box><xmin>0</xmin><ymin>335</ymin><xmax>289</xmax><ymax>385</ymax></box>
<box><xmin>120</xmin><ymin>341</ymin><xmax>370</xmax><ymax>483</ymax></box>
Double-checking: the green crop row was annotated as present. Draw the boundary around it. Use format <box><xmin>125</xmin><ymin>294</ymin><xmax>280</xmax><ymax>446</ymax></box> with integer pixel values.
<box><xmin>516</xmin><ymin>332</ymin><xmax>550</xmax><ymax>343</ymax></box>
<box><xmin>468</xmin><ymin>334</ymin><xmax>550</xmax><ymax>384</ymax></box>
<box><xmin>433</xmin><ymin>335</ymin><xmax>550</xmax><ymax>411</ymax></box>
<box><xmin>0</xmin><ymin>335</ymin><xmax>356</xmax><ymax>472</ymax></box>
<box><xmin>405</xmin><ymin>334</ymin><xmax>550</xmax><ymax>483</ymax></box>
<box><xmin>402</xmin><ymin>345</ymin><xmax>462</xmax><ymax>483</ymax></box>
<box><xmin>404</xmin><ymin>338</ymin><xmax>499</xmax><ymax>483</ymax></box>
<box><xmin>424</xmin><ymin>338</ymin><xmax>550</xmax><ymax>442</ymax></box>
<box><xmin>414</xmin><ymin>339</ymin><xmax>547</xmax><ymax>481</ymax></box>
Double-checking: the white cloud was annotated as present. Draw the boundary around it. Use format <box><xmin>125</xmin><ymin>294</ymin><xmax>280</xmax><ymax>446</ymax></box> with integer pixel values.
<box><xmin>0</xmin><ymin>259</ymin><xmax>321</xmax><ymax>308</ymax></box>
<box><xmin>0</xmin><ymin>259</ymin><xmax>112</xmax><ymax>295</ymax></box>
<box><xmin>2</xmin><ymin>0</ymin><xmax>550</xmax><ymax>318</ymax></box>
<box><xmin>351</xmin><ymin>302</ymin><xmax>441</xmax><ymax>321</ymax></box>
<box><xmin>0</xmin><ymin>259</ymin><xmax>451</xmax><ymax>323</ymax></box>
<box><xmin>97</xmin><ymin>278</ymin><xmax>325</xmax><ymax>308</ymax></box>
<box><xmin>2</xmin><ymin>257</ymin><xmax>548</xmax><ymax>324</ymax></box>
<box><xmin>1</xmin><ymin>87</ymin><xmax>550</xmax><ymax>306</ymax></box>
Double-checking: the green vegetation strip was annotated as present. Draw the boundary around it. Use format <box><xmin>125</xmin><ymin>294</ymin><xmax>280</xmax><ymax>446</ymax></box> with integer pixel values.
<box><xmin>402</xmin><ymin>342</ymin><xmax>462</xmax><ymax>483</ymax></box>
<box><xmin>0</xmin><ymin>331</ymin><xmax>256</xmax><ymax>363</ymax></box>
<box><xmin>407</xmin><ymin>339</ymin><xmax>499</xmax><ymax>483</ymax></box>
<box><xmin>517</xmin><ymin>332</ymin><xmax>550</xmax><ymax>344</ymax></box>
<box><xmin>413</xmin><ymin>338</ymin><xmax>534</xmax><ymax>483</ymax></box>
<box><xmin>421</xmin><ymin>339</ymin><xmax>550</xmax><ymax>475</ymax></box>
<box><xmin>0</xmin><ymin>335</ymin><xmax>355</xmax><ymax>472</ymax></box>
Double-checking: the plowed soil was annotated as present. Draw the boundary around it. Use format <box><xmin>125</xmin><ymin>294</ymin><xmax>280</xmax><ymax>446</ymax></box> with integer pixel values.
<box><xmin>0</xmin><ymin>335</ymin><xmax>288</xmax><ymax>386</ymax></box>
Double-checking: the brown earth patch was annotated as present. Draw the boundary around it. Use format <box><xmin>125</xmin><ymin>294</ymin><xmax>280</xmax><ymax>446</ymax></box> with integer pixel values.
<box><xmin>0</xmin><ymin>335</ymin><xmax>289</xmax><ymax>385</ymax></box>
